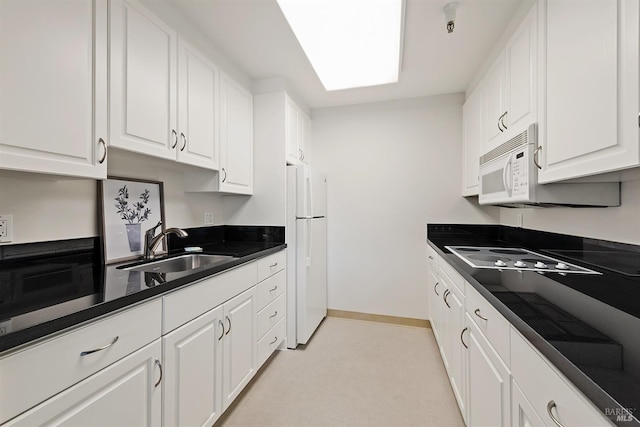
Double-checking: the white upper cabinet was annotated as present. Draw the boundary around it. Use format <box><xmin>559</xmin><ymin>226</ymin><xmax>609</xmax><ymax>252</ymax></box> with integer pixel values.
<box><xmin>177</xmin><ymin>37</ymin><xmax>220</xmax><ymax>170</ymax></box>
<box><xmin>462</xmin><ymin>85</ymin><xmax>484</xmax><ymax>196</ymax></box>
<box><xmin>537</xmin><ymin>0</ymin><xmax>640</xmax><ymax>183</ymax></box>
<box><xmin>0</xmin><ymin>0</ymin><xmax>108</xmax><ymax>179</ymax></box>
<box><xmin>109</xmin><ymin>0</ymin><xmax>177</xmax><ymax>160</ymax></box>
<box><xmin>285</xmin><ymin>95</ymin><xmax>311</xmax><ymax>166</ymax></box>
<box><xmin>483</xmin><ymin>5</ymin><xmax>537</xmax><ymax>154</ymax></box>
<box><xmin>219</xmin><ymin>72</ymin><xmax>254</xmax><ymax>195</ymax></box>
<box><xmin>110</xmin><ymin>0</ymin><xmax>221</xmax><ymax>170</ymax></box>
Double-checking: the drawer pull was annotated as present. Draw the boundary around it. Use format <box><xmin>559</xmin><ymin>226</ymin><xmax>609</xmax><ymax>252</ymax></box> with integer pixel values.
<box><xmin>474</xmin><ymin>309</ymin><xmax>488</xmax><ymax>321</ymax></box>
<box><xmin>434</xmin><ymin>282</ymin><xmax>440</xmax><ymax>296</ymax></box>
<box><xmin>270</xmin><ymin>336</ymin><xmax>278</xmax><ymax>345</ymax></box>
<box><xmin>428</xmin><ymin>255</ymin><xmax>434</xmax><ymax>260</ymax></box>
<box><xmin>225</xmin><ymin>316</ymin><xmax>231</xmax><ymax>335</ymax></box>
<box><xmin>154</xmin><ymin>359</ymin><xmax>163</xmax><ymax>388</ymax></box>
<box><xmin>460</xmin><ymin>327</ymin><xmax>469</xmax><ymax>349</ymax></box>
<box><xmin>269</xmin><ymin>286</ymin><xmax>278</xmax><ymax>292</ymax></box>
<box><xmin>270</xmin><ymin>262</ymin><xmax>278</xmax><ymax>268</ymax></box>
<box><xmin>443</xmin><ymin>290</ymin><xmax>451</xmax><ymax>308</ymax></box>
<box><xmin>269</xmin><ymin>311</ymin><xmax>278</xmax><ymax>319</ymax></box>
<box><xmin>218</xmin><ymin>320</ymin><xmax>224</xmax><ymax>341</ymax></box>
<box><xmin>80</xmin><ymin>336</ymin><xmax>119</xmax><ymax>356</ymax></box>
<box><xmin>546</xmin><ymin>401</ymin><xmax>565</xmax><ymax>427</ymax></box>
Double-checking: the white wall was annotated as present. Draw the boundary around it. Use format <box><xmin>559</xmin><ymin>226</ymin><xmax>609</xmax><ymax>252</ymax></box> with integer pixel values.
<box><xmin>501</xmin><ymin>180</ymin><xmax>640</xmax><ymax>244</ymax></box>
<box><xmin>312</xmin><ymin>94</ymin><xmax>500</xmax><ymax>320</ymax></box>
<box><xmin>0</xmin><ymin>151</ymin><xmax>224</xmax><ymax>245</ymax></box>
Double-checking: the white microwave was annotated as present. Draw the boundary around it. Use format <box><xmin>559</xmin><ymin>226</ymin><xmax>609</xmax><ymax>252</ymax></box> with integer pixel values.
<box><xmin>478</xmin><ymin>124</ymin><xmax>620</xmax><ymax>207</ymax></box>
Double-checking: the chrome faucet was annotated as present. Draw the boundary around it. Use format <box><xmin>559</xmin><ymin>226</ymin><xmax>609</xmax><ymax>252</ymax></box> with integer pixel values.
<box><xmin>143</xmin><ymin>221</ymin><xmax>188</xmax><ymax>260</ymax></box>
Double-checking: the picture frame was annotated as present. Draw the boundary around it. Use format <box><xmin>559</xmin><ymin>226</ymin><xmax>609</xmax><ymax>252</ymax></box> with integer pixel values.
<box><xmin>98</xmin><ymin>176</ymin><xmax>165</xmax><ymax>264</ymax></box>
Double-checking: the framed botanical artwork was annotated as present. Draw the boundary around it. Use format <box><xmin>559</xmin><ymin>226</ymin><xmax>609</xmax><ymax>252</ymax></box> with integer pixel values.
<box><xmin>98</xmin><ymin>176</ymin><xmax>165</xmax><ymax>264</ymax></box>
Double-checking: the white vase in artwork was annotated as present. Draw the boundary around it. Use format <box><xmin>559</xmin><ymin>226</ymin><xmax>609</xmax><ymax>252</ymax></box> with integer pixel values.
<box><xmin>125</xmin><ymin>223</ymin><xmax>142</xmax><ymax>252</ymax></box>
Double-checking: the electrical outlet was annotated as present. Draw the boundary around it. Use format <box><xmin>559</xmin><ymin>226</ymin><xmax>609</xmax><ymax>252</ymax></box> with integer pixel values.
<box><xmin>0</xmin><ymin>319</ymin><xmax>12</xmax><ymax>336</ymax></box>
<box><xmin>0</xmin><ymin>214</ymin><xmax>13</xmax><ymax>242</ymax></box>
<box><xmin>204</xmin><ymin>212</ymin><xmax>214</xmax><ymax>225</ymax></box>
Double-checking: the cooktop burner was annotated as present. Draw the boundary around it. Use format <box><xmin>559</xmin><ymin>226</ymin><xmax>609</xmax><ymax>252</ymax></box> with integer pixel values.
<box><xmin>445</xmin><ymin>246</ymin><xmax>601</xmax><ymax>275</ymax></box>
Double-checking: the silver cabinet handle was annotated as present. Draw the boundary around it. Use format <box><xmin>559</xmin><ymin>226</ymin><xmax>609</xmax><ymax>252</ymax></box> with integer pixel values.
<box><xmin>434</xmin><ymin>282</ymin><xmax>440</xmax><ymax>296</ymax></box>
<box><xmin>428</xmin><ymin>255</ymin><xmax>434</xmax><ymax>260</ymax></box>
<box><xmin>180</xmin><ymin>132</ymin><xmax>187</xmax><ymax>151</ymax></box>
<box><xmin>474</xmin><ymin>309</ymin><xmax>488</xmax><ymax>321</ymax></box>
<box><xmin>443</xmin><ymin>289</ymin><xmax>451</xmax><ymax>308</ymax></box>
<box><xmin>533</xmin><ymin>145</ymin><xmax>543</xmax><ymax>170</ymax></box>
<box><xmin>547</xmin><ymin>401</ymin><xmax>565</xmax><ymax>427</ymax></box>
<box><xmin>98</xmin><ymin>138</ymin><xmax>107</xmax><ymax>164</ymax></box>
<box><xmin>269</xmin><ymin>286</ymin><xmax>278</xmax><ymax>292</ymax></box>
<box><xmin>80</xmin><ymin>336</ymin><xmax>119</xmax><ymax>356</ymax></box>
<box><xmin>299</xmin><ymin>148</ymin><xmax>303</xmax><ymax>160</ymax></box>
<box><xmin>269</xmin><ymin>311</ymin><xmax>278</xmax><ymax>319</ymax></box>
<box><xmin>221</xmin><ymin>168</ymin><xmax>227</xmax><ymax>182</ymax></box>
<box><xmin>154</xmin><ymin>359</ymin><xmax>163</xmax><ymax>388</ymax></box>
<box><xmin>270</xmin><ymin>262</ymin><xmax>278</xmax><ymax>268</ymax></box>
<box><xmin>218</xmin><ymin>319</ymin><xmax>224</xmax><ymax>341</ymax></box>
<box><xmin>460</xmin><ymin>327</ymin><xmax>469</xmax><ymax>349</ymax></box>
<box><xmin>269</xmin><ymin>336</ymin><xmax>278</xmax><ymax>345</ymax></box>
<box><xmin>171</xmin><ymin>129</ymin><xmax>178</xmax><ymax>149</ymax></box>
<box><xmin>225</xmin><ymin>315</ymin><xmax>231</xmax><ymax>335</ymax></box>
<box><xmin>497</xmin><ymin>112</ymin><xmax>505</xmax><ymax>132</ymax></box>
<box><xmin>501</xmin><ymin>111</ymin><xmax>508</xmax><ymax>130</ymax></box>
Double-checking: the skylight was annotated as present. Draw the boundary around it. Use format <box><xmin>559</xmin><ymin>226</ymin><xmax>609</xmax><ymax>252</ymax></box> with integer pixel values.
<box><xmin>276</xmin><ymin>0</ymin><xmax>405</xmax><ymax>91</ymax></box>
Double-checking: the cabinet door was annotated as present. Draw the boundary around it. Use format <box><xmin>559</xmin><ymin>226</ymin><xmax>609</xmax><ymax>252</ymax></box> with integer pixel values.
<box><xmin>466</xmin><ymin>314</ymin><xmax>510</xmax><ymax>427</ymax></box>
<box><xmin>484</xmin><ymin>53</ymin><xmax>507</xmax><ymax>152</ymax></box>
<box><xmin>177</xmin><ymin>38</ymin><xmax>219</xmax><ymax>170</ymax></box>
<box><xmin>285</xmin><ymin>96</ymin><xmax>300</xmax><ymax>165</ymax></box>
<box><xmin>0</xmin><ymin>0</ymin><xmax>107</xmax><ymax>179</ymax></box>
<box><xmin>109</xmin><ymin>0</ymin><xmax>177</xmax><ymax>160</ymax></box>
<box><xmin>300</xmin><ymin>111</ymin><xmax>311</xmax><ymax>166</ymax></box>
<box><xmin>462</xmin><ymin>87</ymin><xmax>483</xmax><ymax>196</ymax></box>
<box><xmin>538</xmin><ymin>0</ymin><xmax>639</xmax><ymax>183</ymax></box>
<box><xmin>504</xmin><ymin>5</ymin><xmax>536</xmax><ymax>137</ymax></box>
<box><xmin>163</xmin><ymin>306</ymin><xmax>224</xmax><ymax>427</ymax></box>
<box><xmin>512</xmin><ymin>380</ymin><xmax>545</xmax><ymax>427</ymax></box>
<box><xmin>448</xmin><ymin>286</ymin><xmax>467</xmax><ymax>423</ymax></box>
<box><xmin>222</xmin><ymin>286</ymin><xmax>257</xmax><ymax>408</ymax></box>
<box><xmin>428</xmin><ymin>268</ymin><xmax>441</xmax><ymax>343</ymax></box>
<box><xmin>5</xmin><ymin>340</ymin><xmax>162</xmax><ymax>427</ymax></box>
<box><xmin>219</xmin><ymin>73</ymin><xmax>254</xmax><ymax>195</ymax></box>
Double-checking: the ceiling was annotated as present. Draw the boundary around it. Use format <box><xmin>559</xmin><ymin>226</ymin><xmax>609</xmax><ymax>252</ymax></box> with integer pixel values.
<box><xmin>166</xmin><ymin>0</ymin><xmax>526</xmax><ymax>109</ymax></box>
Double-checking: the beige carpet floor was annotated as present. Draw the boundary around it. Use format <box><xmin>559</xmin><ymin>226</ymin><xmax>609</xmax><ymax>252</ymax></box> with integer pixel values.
<box><xmin>215</xmin><ymin>317</ymin><xmax>465</xmax><ymax>427</ymax></box>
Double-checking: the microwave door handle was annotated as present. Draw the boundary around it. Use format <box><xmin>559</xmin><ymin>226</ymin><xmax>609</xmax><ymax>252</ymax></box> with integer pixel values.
<box><xmin>503</xmin><ymin>156</ymin><xmax>513</xmax><ymax>197</ymax></box>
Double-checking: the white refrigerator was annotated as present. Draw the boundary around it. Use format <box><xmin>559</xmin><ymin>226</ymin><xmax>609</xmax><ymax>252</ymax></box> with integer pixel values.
<box><xmin>286</xmin><ymin>165</ymin><xmax>327</xmax><ymax>348</ymax></box>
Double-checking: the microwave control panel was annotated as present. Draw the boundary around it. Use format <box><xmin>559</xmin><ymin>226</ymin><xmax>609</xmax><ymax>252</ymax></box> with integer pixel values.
<box><xmin>511</xmin><ymin>149</ymin><xmax>529</xmax><ymax>197</ymax></box>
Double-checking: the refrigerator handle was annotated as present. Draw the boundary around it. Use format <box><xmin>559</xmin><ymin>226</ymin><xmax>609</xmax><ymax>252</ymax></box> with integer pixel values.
<box><xmin>307</xmin><ymin>219</ymin><xmax>313</xmax><ymax>268</ymax></box>
<box><xmin>307</xmin><ymin>170</ymin><xmax>313</xmax><ymax>217</ymax></box>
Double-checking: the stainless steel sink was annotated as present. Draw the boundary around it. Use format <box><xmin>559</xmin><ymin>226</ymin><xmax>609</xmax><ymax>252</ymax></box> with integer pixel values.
<box><xmin>123</xmin><ymin>254</ymin><xmax>236</xmax><ymax>273</ymax></box>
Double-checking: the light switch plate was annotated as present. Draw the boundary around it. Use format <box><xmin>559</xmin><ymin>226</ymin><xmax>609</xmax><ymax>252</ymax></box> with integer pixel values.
<box><xmin>0</xmin><ymin>214</ymin><xmax>13</xmax><ymax>242</ymax></box>
<box><xmin>204</xmin><ymin>212</ymin><xmax>214</xmax><ymax>225</ymax></box>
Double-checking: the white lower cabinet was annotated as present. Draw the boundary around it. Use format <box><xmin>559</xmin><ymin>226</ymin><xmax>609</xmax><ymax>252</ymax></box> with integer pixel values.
<box><xmin>428</xmin><ymin>251</ymin><xmax>610</xmax><ymax>427</ymax></box>
<box><xmin>510</xmin><ymin>329</ymin><xmax>613</xmax><ymax>427</ymax></box>
<box><xmin>222</xmin><ymin>287</ymin><xmax>258</xmax><ymax>408</ymax></box>
<box><xmin>163</xmin><ymin>306</ymin><xmax>224</xmax><ymax>427</ymax></box>
<box><xmin>5</xmin><ymin>339</ymin><xmax>162</xmax><ymax>427</ymax></box>
<box><xmin>466</xmin><ymin>313</ymin><xmax>510</xmax><ymax>427</ymax></box>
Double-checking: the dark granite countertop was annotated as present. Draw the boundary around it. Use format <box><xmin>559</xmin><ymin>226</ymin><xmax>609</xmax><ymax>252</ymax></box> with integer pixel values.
<box><xmin>428</xmin><ymin>224</ymin><xmax>640</xmax><ymax>426</ymax></box>
<box><xmin>0</xmin><ymin>226</ymin><xmax>285</xmax><ymax>354</ymax></box>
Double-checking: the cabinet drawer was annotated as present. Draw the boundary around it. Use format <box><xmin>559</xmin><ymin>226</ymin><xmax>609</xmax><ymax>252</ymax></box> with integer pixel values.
<box><xmin>256</xmin><ymin>270</ymin><xmax>285</xmax><ymax>311</ymax></box>
<box><xmin>427</xmin><ymin>244</ymin><xmax>439</xmax><ymax>272</ymax></box>
<box><xmin>0</xmin><ymin>299</ymin><xmax>162</xmax><ymax>425</ymax></box>
<box><xmin>466</xmin><ymin>284</ymin><xmax>510</xmax><ymax>367</ymax></box>
<box><xmin>257</xmin><ymin>317</ymin><xmax>285</xmax><ymax>368</ymax></box>
<box><xmin>439</xmin><ymin>258</ymin><xmax>465</xmax><ymax>295</ymax></box>
<box><xmin>510</xmin><ymin>328</ymin><xmax>613</xmax><ymax>427</ymax></box>
<box><xmin>163</xmin><ymin>262</ymin><xmax>257</xmax><ymax>333</ymax></box>
<box><xmin>257</xmin><ymin>250</ymin><xmax>285</xmax><ymax>283</ymax></box>
<box><xmin>257</xmin><ymin>294</ymin><xmax>286</xmax><ymax>339</ymax></box>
